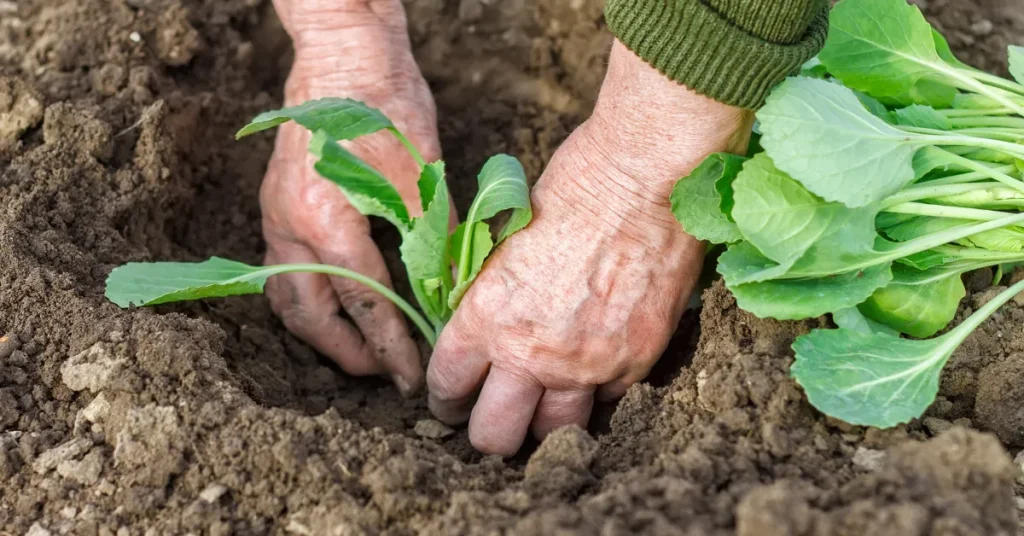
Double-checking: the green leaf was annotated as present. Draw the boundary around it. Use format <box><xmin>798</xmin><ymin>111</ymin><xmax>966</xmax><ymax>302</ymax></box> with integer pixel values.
<box><xmin>757</xmin><ymin>77</ymin><xmax>926</xmax><ymax>207</ymax></box>
<box><xmin>447</xmin><ymin>222</ymin><xmax>493</xmax><ymax>309</ymax></box>
<box><xmin>859</xmin><ymin>264</ymin><xmax>966</xmax><ymax>338</ymax></box>
<box><xmin>855</xmin><ymin>91</ymin><xmax>891</xmax><ymax>118</ymax></box>
<box><xmin>791</xmin><ymin>328</ymin><xmax>949</xmax><ymax>428</ymax></box>
<box><xmin>451</xmin><ymin>155</ymin><xmax>532</xmax><ymax>306</ymax></box>
<box><xmin>819</xmin><ymin>0</ymin><xmax>958</xmax><ymax>107</ymax></box>
<box><xmin>417</xmin><ymin>161</ymin><xmax>446</xmax><ymax>214</ymax></box>
<box><xmin>400</xmin><ymin>168</ymin><xmax>451</xmax><ymax>321</ymax></box>
<box><xmin>933</xmin><ymin>29</ymin><xmax>971</xmax><ymax>70</ymax></box>
<box><xmin>732</xmin><ymin>154</ymin><xmax>860</xmax><ymax>264</ymax></box>
<box><xmin>106</xmin><ymin>257</ymin><xmax>272</xmax><ymax>307</ymax></box>
<box><xmin>670</xmin><ymin>153</ymin><xmax>745</xmax><ymax>244</ymax></box>
<box><xmin>932</xmin><ymin>185</ymin><xmax>1024</xmax><ymax>211</ymax></box>
<box><xmin>889</xmin><ymin>105</ymin><xmax>952</xmax><ymax>130</ymax></box>
<box><xmin>471</xmin><ymin>155</ymin><xmax>532</xmax><ymax>242</ymax></box>
<box><xmin>913</xmin><ymin>146</ymin><xmax>968</xmax><ymax>179</ymax></box>
<box><xmin>832</xmin><ymin>307</ymin><xmax>900</xmax><ymax>337</ymax></box>
<box><xmin>717</xmin><ymin>241</ymin><xmax>798</xmax><ymax>285</ymax></box>
<box><xmin>1010</xmin><ymin>46</ymin><xmax>1024</xmax><ymax>84</ymax></box>
<box><xmin>898</xmin><ymin>247</ymin><xmax>965</xmax><ymax>270</ymax></box>
<box><xmin>792</xmin><ymin>276</ymin><xmax>1024</xmax><ymax>429</ymax></box>
<box><xmin>237</xmin><ymin>98</ymin><xmax>394</xmax><ymax>140</ymax></box>
<box><xmin>309</xmin><ymin>130</ymin><xmax>411</xmax><ymax>231</ymax></box>
<box><xmin>728</xmin><ymin>263</ymin><xmax>893</xmax><ymax>321</ymax></box>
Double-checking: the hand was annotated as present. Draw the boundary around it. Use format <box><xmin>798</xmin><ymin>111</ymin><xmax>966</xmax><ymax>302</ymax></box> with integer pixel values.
<box><xmin>426</xmin><ymin>42</ymin><xmax>754</xmax><ymax>455</ymax></box>
<box><xmin>261</xmin><ymin>0</ymin><xmax>439</xmax><ymax>395</ymax></box>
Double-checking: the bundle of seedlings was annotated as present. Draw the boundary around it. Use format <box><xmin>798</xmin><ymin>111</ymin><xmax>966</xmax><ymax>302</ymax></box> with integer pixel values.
<box><xmin>672</xmin><ymin>0</ymin><xmax>1024</xmax><ymax>427</ymax></box>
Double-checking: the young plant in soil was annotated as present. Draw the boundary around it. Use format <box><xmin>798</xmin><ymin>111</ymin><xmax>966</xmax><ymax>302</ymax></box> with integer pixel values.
<box><xmin>104</xmin><ymin>100</ymin><xmax>533</xmax><ymax>345</ymax></box>
<box><xmin>673</xmin><ymin>0</ymin><xmax>1024</xmax><ymax>428</ymax></box>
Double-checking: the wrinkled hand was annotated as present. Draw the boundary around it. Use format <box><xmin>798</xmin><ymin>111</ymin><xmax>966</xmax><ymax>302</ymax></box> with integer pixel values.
<box><xmin>427</xmin><ymin>42</ymin><xmax>753</xmax><ymax>455</ymax></box>
<box><xmin>262</xmin><ymin>0</ymin><xmax>438</xmax><ymax>394</ymax></box>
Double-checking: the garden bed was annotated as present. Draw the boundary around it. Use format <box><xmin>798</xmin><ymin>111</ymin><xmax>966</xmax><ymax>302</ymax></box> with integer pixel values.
<box><xmin>1</xmin><ymin>0</ymin><xmax>1023</xmax><ymax>534</ymax></box>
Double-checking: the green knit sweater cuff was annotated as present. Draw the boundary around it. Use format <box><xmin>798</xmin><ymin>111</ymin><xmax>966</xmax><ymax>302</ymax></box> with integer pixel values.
<box><xmin>605</xmin><ymin>0</ymin><xmax>830</xmax><ymax>109</ymax></box>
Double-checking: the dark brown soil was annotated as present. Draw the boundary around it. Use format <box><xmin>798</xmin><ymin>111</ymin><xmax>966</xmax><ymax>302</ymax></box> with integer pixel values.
<box><xmin>1</xmin><ymin>0</ymin><xmax>1023</xmax><ymax>534</ymax></box>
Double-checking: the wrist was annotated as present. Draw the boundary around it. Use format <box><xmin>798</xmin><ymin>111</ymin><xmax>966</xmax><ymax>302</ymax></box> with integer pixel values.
<box><xmin>584</xmin><ymin>41</ymin><xmax>754</xmax><ymax>199</ymax></box>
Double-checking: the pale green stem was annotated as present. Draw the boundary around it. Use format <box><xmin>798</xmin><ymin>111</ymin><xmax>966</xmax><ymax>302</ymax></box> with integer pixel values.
<box><xmin>970</xmin><ymin>70</ymin><xmax>1024</xmax><ymax>98</ymax></box>
<box><xmin>456</xmin><ymin>211</ymin><xmax>478</xmax><ymax>286</ymax></box>
<box><xmin>265</xmin><ymin>264</ymin><xmax>437</xmax><ymax>346</ymax></box>
<box><xmin>882</xmin><ymin>202</ymin><xmax>1009</xmax><ymax>221</ymax></box>
<box><xmin>948</xmin><ymin>128</ymin><xmax>1024</xmax><ymax>140</ymax></box>
<box><xmin>388</xmin><ymin>127</ymin><xmax>427</xmax><ymax>169</ymax></box>
<box><xmin>948</xmin><ymin>70</ymin><xmax>1024</xmax><ymax>116</ymax></box>
<box><xmin>901</xmin><ymin>128</ymin><xmax>1024</xmax><ymax>159</ymax></box>
<box><xmin>931</xmin><ymin>150</ymin><xmax>1024</xmax><ymax>195</ymax></box>
<box><xmin>782</xmin><ymin>212</ymin><xmax>1024</xmax><ymax>280</ymax></box>
<box><xmin>949</xmin><ymin>116</ymin><xmax>1024</xmax><ymax>129</ymax></box>
<box><xmin>941</xmin><ymin>108</ymin><xmax>1016</xmax><ymax>118</ymax></box>
<box><xmin>923</xmin><ymin>165</ymin><xmax>1018</xmax><ymax>186</ymax></box>
<box><xmin>882</xmin><ymin>182</ymin><xmax>1002</xmax><ymax>207</ymax></box>
<box><xmin>945</xmin><ymin>277</ymin><xmax>1024</xmax><ymax>343</ymax></box>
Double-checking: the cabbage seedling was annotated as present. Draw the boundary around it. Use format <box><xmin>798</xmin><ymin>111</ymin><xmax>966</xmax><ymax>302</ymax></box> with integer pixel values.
<box><xmin>105</xmin><ymin>99</ymin><xmax>533</xmax><ymax>345</ymax></box>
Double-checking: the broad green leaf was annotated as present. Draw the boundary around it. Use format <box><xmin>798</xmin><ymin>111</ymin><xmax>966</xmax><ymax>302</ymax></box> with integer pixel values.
<box><xmin>106</xmin><ymin>257</ymin><xmax>272</xmax><ymax>307</ymax></box>
<box><xmin>832</xmin><ymin>307</ymin><xmax>900</xmax><ymax>337</ymax></box>
<box><xmin>670</xmin><ymin>153</ymin><xmax>745</xmax><ymax>244</ymax></box>
<box><xmin>791</xmin><ymin>328</ymin><xmax>949</xmax><ymax>428</ymax></box>
<box><xmin>728</xmin><ymin>263</ymin><xmax>892</xmax><ymax>321</ymax></box>
<box><xmin>859</xmin><ymin>264</ymin><xmax>965</xmax><ymax>338</ymax></box>
<box><xmin>447</xmin><ymin>222</ymin><xmax>493</xmax><ymax>309</ymax></box>
<box><xmin>820</xmin><ymin>0</ymin><xmax>958</xmax><ymax>107</ymax></box>
<box><xmin>237</xmin><ymin>98</ymin><xmax>394</xmax><ymax>140</ymax></box>
<box><xmin>400</xmin><ymin>170</ymin><xmax>451</xmax><ymax>321</ymax></box>
<box><xmin>309</xmin><ymin>131</ymin><xmax>411</xmax><ymax>231</ymax></box>
<box><xmin>1010</xmin><ymin>46</ymin><xmax>1024</xmax><ymax>84</ymax></box>
<box><xmin>757</xmin><ymin>77</ymin><xmax>926</xmax><ymax>207</ymax></box>
<box><xmin>792</xmin><ymin>275</ymin><xmax>1024</xmax><ymax>429</ymax></box>
<box><xmin>732</xmin><ymin>154</ymin><xmax>857</xmax><ymax>264</ymax></box>
<box><xmin>470</xmin><ymin>155</ymin><xmax>532</xmax><ymax>242</ymax></box>
<box><xmin>889</xmin><ymin>105</ymin><xmax>952</xmax><ymax>130</ymax></box>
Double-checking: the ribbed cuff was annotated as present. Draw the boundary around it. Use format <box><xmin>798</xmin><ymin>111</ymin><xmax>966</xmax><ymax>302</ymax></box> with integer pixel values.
<box><xmin>605</xmin><ymin>0</ymin><xmax>829</xmax><ymax>109</ymax></box>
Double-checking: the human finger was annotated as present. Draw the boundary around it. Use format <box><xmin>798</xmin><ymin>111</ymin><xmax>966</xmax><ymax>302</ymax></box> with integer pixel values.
<box><xmin>315</xmin><ymin>234</ymin><xmax>424</xmax><ymax>396</ymax></box>
<box><xmin>264</xmin><ymin>240</ymin><xmax>385</xmax><ymax>376</ymax></box>
<box><xmin>530</xmin><ymin>388</ymin><xmax>595</xmax><ymax>440</ymax></box>
<box><xmin>468</xmin><ymin>367</ymin><xmax>544</xmax><ymax>457</ymax></box>
<box><xmin>426</xmin><ymin>317</ymin><xmax>491</xmax><ymax>425</ymax></box>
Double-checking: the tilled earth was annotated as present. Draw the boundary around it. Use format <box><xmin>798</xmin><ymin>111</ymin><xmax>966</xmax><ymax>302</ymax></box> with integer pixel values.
<box><xmin>2</xmin><ymin>0</ymin><xmax>1024</xmax><ymax>534</ymax></box>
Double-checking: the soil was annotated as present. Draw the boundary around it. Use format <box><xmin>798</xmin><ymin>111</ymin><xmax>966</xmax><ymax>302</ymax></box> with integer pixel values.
<box><xmin>1</xmin><ymin>0</ymin><xmax>1024</xmax><ymax>535</ymax></box>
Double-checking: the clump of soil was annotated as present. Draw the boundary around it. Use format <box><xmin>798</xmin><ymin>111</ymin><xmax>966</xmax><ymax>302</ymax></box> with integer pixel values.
<box><xmin>1</xmin><ymin>0</ymin><xmax>1023</xmax><ymax>534</ymax></box>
